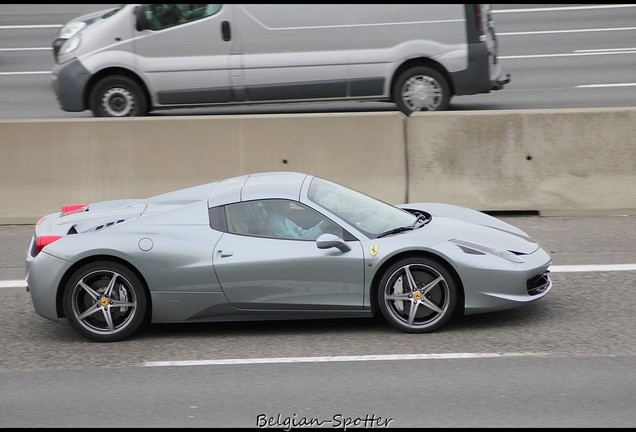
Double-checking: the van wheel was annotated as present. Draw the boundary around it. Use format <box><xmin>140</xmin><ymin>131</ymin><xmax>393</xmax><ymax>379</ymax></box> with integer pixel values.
<box><xmin>89</xmin><ymin>75</ymin><xmax>148</xmax><ymax>117</ymax></box>
<box><xmin>392</xmin><ymin>66</ymin><xmax>450</xmax><ymax>115</ymax></box>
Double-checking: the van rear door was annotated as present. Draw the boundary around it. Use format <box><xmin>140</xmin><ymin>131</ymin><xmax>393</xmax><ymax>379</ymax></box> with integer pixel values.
<box><xmin>477</xmin><ymin>4</ymin><xmax>510</xmax><ymax>89</ymax></box>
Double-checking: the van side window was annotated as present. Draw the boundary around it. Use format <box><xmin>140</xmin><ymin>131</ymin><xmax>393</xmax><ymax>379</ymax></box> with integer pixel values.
<box><xmin>144</xmin><ymin>4</ymin><xmax>222</xmax><ymax>31</ymax></box>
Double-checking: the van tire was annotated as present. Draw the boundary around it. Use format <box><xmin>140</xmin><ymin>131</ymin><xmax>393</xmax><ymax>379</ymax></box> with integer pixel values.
<box><xmin>392</xmin><ymin>66</ymin><xmax>450</xmax><ymax>115</ymax></box>
<box><xmin>89</xmin><ymin>75</ymin><xmax>148</xmax><ymax>117</ymax></box>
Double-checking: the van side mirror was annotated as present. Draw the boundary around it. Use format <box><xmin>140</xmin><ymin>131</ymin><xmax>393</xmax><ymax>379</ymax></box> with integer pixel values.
<box><xmin>134</xmin><ymin>5</ymin><xmax>147</xmax><ymax>31</ymax></box>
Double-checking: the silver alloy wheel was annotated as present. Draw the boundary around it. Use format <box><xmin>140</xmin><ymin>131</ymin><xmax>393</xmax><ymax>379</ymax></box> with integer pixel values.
<box><xmin>69</xmin><ymin>269</ymin><xmax>138</xmax><ymax>336</ymax></box>
<box><xmin>401</xmin><ymin>75</ymin><xmax>442</xmax><ymax>111</ymax></box>
<box><xmin>101</xmin><ymin>87</ymin><xmax>136</xmax><ymax>117</ymax></box>
<box><xmin>382</xmin><ymin>262</ymin><xmax>451</xmax><ymax>330</ymax></box>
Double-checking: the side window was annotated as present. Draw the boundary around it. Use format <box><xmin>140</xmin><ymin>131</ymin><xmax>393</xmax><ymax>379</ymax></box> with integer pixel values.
<box><xmin>225</xmin><ymin>200</ymin><xmax>346</xmax><ymax>240</ymax></box>
<box><xmin>259</xmin><ymin>199</ymin><xmax>343</xmax><ymax>241</ymax></box>
<box><xmin>225</xmin><ymin>201</ymin><xmax>269</xmax><ymax>236</ymax></box>
<box><xmin>144</xmin><ymin>4</ymin><xmax>222</xmax><ymax>31</ymax></box>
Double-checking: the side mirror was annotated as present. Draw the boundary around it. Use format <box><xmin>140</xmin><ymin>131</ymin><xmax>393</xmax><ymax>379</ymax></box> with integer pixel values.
<box><xmin>134</xmin><ymin>5</ymin><xmax>147</xmax><ymax>31</ymax></box>
<box><xmin>316</xmin><ymin>233</ymin><xmax>351</xmax><ymax>253</ymax></box>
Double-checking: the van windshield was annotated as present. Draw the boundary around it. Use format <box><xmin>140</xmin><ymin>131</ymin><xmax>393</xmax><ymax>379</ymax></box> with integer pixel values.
<box><xmin>142</xmin><ymin>4</ymin><xmax>222</xmax><ymax>30</ymax></box>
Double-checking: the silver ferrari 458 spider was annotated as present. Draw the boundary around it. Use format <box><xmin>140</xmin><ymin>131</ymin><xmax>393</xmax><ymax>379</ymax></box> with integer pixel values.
<box><xmin>26</xmin><ymin>171</ymin><xmax>552</xmax><ymax>342</ymax></box>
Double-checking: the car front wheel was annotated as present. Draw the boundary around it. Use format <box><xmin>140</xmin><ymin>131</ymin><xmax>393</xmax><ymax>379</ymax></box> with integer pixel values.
<box><xmin>89</xmin><ymin>75</ymin><xmax>148</xmax><ymax>117</ymax></box>
<box><xmin>63</xmin><ymin>261</ymin><xmax>148</xmax><ymax>342</ymax></box>
<box><xmin>378</xmin><ymin>257</ymin><xmax>457</xmax><ymax>333</ymax></box>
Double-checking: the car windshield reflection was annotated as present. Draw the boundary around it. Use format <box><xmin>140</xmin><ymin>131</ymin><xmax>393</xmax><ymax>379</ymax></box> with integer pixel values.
<box><xmin>308</xmin><ymin>177</ymin><xmax>417</xmax><ymax>238</ymax></box>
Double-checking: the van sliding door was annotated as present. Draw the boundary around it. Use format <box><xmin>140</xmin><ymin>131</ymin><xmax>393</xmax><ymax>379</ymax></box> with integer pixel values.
<box><xmin>233</xmin><ymin>4</ymin><xmax>351</xmax><ymax>103</ymax></box>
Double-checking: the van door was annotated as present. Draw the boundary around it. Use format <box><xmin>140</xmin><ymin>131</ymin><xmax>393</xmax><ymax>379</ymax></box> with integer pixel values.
<box><xmin>232</xmin><ymin>4</ymin><xmax>351</xmax><ymax>103</ymax></box>
<box><xmin>478</xmin><ymin>4</ymin><xmax>510</xmax><ymax>89</ymax></box>
<box><xmin>133</xmin><ymin>4</ymin><xmax>237</xmax><ymax>106</ymax></box>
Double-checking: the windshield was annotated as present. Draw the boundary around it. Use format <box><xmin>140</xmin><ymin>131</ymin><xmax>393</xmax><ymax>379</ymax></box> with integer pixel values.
<box><xmin>308</xmin><ymin>177</ymin><xmax>417</xmax><ymax>238</ymax></box>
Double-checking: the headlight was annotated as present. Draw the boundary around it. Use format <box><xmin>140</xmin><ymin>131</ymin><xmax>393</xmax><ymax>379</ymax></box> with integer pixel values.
<box><xmin>59</xmin><ymin>34</ymin><xmax>81</xmax><ymax>56</ymax></box>
<box><xmin>58</xmin><ymin>21</ymin><xmax>86</xmax><ymax>39</ymax></box>
<box><xmin>449</xmin><ymin>238</ymin><xmax>524</xmax><ymax>263</ymax></box>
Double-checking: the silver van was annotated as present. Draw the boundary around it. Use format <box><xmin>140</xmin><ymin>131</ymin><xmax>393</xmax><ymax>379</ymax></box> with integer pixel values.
<box><xmin>52</xmin><ymin>4</ymin><xmax>510</xmax><ymax>117</ymax></box>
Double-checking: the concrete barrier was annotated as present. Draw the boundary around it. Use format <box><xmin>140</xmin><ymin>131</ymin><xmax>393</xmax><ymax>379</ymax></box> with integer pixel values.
<box><xmin>1</xmin><ymin>108</ymin><xmax>635</xmax><ymax>224</ymax></box>
<box><xmin>406</xmin><ymin>107</ymin><xmax>636</xmax><ymax>215</ymax></box>
<box><xmin>0</xmin><ymin>113</ymin><xmax>406</xmax><ymax>224</ymax></box>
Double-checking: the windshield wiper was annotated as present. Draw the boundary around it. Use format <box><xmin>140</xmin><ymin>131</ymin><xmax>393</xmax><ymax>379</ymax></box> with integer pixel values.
<box><xmin>376</xmin><ymin>212</ymin><xmax>430</xmax><ymax>238</ymax></box>
<box><xmin>412</xmin><ymin>212</ymin><xmax>430</xmax><ymax>227</ymax></box>
<box><xmin>376</xmin><ymin>225</ymin><xmax>415</xmax><ymax>238</ymax></box>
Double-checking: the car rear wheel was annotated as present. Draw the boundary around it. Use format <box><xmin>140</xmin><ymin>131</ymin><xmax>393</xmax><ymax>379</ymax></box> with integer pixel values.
<box><xmin>63</xmin><ymin>261</ymin><xmax>147</xmax><ymax>342</ymax></box>
<box><xmin>378</xmin><ymin>257</ymin><xmax>457</xmax><ymax>333</ymax></box>
<box><xmin>89</xmin><ymin>75</ymin><xmax>148</xmax><ymax>117</ymax></box>
<box><xmin>392</xmin><ymin>66</ymin><xmax>450</xmax><ymax>115</ymax></box>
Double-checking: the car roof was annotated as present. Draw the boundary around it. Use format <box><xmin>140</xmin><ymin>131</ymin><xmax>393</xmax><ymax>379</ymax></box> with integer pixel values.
<box><xmin>207</xmin><ymin>171</ymin><xmax>311</xmax><ymax>207</ymax></box>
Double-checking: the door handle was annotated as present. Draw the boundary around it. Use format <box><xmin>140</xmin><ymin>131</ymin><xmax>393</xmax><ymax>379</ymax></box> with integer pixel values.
<box><xmin>221</xmin><ymin>21</ymin><xmax>231</xmax><ymax>41</ymax></box>
<box><xmin>218</xmin><ymin>250</ymin><xmax>233</xmax><ymax>258</ymax></box>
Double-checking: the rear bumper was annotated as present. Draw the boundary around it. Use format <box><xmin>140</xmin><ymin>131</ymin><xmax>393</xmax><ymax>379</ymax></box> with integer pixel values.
<box><xmin>492</xmin><ymin>70</ymin><xmax>511</xmax><ymax>91</ymax></box>
<box><xmin>452</xmin><ymin>41</ymin><xmax>511</xmax><ymax>95</ymax></box>
<box><xmin>26</xmin><ymin>249</ymin><xmax>72</xmax><ymax>321</ymax></box>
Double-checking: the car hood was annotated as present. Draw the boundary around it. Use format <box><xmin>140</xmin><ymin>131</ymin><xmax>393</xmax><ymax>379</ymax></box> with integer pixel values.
<box><xmin>57</xmin><ymin>7</ymin><xmax>119</xmax><ymax>37</ymax></box>
<box><xmin>425</xmin><ymin>216</ymin><xmax>539</xmax><ymax>254</ymax></box>
<box><xmin>397</xmin><ymin>202</ymin><xmax>539</xmax><ymax>254</ymax></box>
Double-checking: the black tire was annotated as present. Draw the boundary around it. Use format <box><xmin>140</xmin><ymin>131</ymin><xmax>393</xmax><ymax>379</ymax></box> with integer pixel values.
<box><xmin>392</xmin><ymin>66</ymin><xmax>451</xmax><ymax>115</ymax></box>
<box><xmin>63</xmin><ymin>261</ymin><xmax>148</xmax><ymax>342</ymax></box>
<box><xmin>89</xmin><ymin>75</ymin><xmax>148</xmax><ymax>117</ymax></box>
<box><xmin>378</xmin><ymin>257</ymin><xmax>457</xmax><ymax>333</ymax></box>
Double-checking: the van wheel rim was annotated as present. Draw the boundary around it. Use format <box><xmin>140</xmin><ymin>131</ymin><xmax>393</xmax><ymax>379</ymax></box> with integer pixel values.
<box><xmin>402</xmin><ymin>75</ymin><xmax>442</xmax><ymax>111</ymax></box>
<box><xmin>102</xmin><ymin>87</ymin><xmax>136</xmax><ymax>117</ymax></box>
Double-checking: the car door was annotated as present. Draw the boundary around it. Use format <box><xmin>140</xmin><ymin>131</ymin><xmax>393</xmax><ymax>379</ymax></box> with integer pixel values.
<box><xmin>213</xmin><ymin>229</ymin><xmax>365</xmax><ymax>311</ymax></box>
<box><xmin>133</xmin><ymin>4</ymin><xmax>237</xmax><ymax>106</ymax></box>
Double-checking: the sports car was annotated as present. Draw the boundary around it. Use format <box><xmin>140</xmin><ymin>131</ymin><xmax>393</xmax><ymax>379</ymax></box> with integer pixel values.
<box><xmin>25</xmin><ymin>171</ymin><xmax>552</xmax><ymax>342</ymax></box>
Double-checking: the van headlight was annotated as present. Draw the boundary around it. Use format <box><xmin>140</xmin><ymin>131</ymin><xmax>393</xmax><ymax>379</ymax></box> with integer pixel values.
<box><xmin>59</xmin><ymin>34</ymin><xmax>81</xmax><ymax>56</ymax></box>
<box><xmin>58</xmin><ymin>21</ymin><xmax>86</xmax><ymax>39</ymax></box>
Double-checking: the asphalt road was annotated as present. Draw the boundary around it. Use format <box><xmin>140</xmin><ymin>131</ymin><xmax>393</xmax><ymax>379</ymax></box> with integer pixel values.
<box><xmin>1</xmin><ymin>4</ymin><xmax>636</xmax><ymax>118</ymax></box>
<box><xmin>2</xmin><ymin>4</ymin><xmax>636</xmax><ymax>427</ymax></box>
<box><xmin>2</xmin><ymin>215</ymin><xmax>636</xmax><ymax>427</ymax></box>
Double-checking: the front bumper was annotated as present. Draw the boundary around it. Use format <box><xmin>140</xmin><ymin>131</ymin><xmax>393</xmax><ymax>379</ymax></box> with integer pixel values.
<box><xmin>52</xmin><ymin>58</ymin><xmax>91</xmax><ymax>112</ymax></box>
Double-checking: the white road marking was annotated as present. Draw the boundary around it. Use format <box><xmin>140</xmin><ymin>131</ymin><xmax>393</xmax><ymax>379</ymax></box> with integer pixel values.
<box><xmin>0</xmin><ymin>71</ymin><xmax>51</xmax><ymax>75</ymax></box>
<box><xmin>142</xmin><ymin>352</ymin><xmax>543</xmax><ymax>367</ymax></box>
<box><xmin>494</xmin><ymin>5</ymin><xmax>636</xmax><ymax>13</ymax></box>
<box><xmin>1</xmin><ymin>280</ymin><xmax>26</xmax><ymax>288</ymax></box>
<box><xmin>550</xmin><ymin>264</ymin><xmax>636</xmax><ymax>272</ymax></box>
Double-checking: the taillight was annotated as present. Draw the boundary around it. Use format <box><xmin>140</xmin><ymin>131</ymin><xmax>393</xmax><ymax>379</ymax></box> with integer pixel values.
<box><xmin>62</xmin><ymin>204</ymin><xmax>88</xmax><ymax>215</ymax></box>
<box><xmin>474</xmin><ymin>4</ymin><xmax>483</xmax><ymax>33</ymax></box>
<box><xmin>35</xmin><ymin>235</ymin><xmax>63</xmax><ymax>255</ymax></box>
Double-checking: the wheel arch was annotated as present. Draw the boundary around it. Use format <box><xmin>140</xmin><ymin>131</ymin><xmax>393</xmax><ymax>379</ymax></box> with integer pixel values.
<box><xmin>83</xmin><ymin>68</ymin><xmax>151</xmax><ymax>111</ymax></box>
<box><xmin>369</xmin><ymin>250</ymin><xmax>465</xmax><ymax>317</ymax></box>
<box><xmin>55</xmin><ymin>255</ymin><xmax>153</xmax><ymax>325</ymax></box>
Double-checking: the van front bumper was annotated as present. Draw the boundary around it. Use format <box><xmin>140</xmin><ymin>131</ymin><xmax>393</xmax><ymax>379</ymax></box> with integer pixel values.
<box><xmin>52</xmin><ymin>59</ymin><xmax>91</xmax><ymax>112</ymax></box>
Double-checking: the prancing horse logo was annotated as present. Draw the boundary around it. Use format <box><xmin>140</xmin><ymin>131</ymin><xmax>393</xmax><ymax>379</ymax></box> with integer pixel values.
<box><xmin>369</xmin><ymin>245</ymin><xmax>379</xmax><ymax>256</ymax></box>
